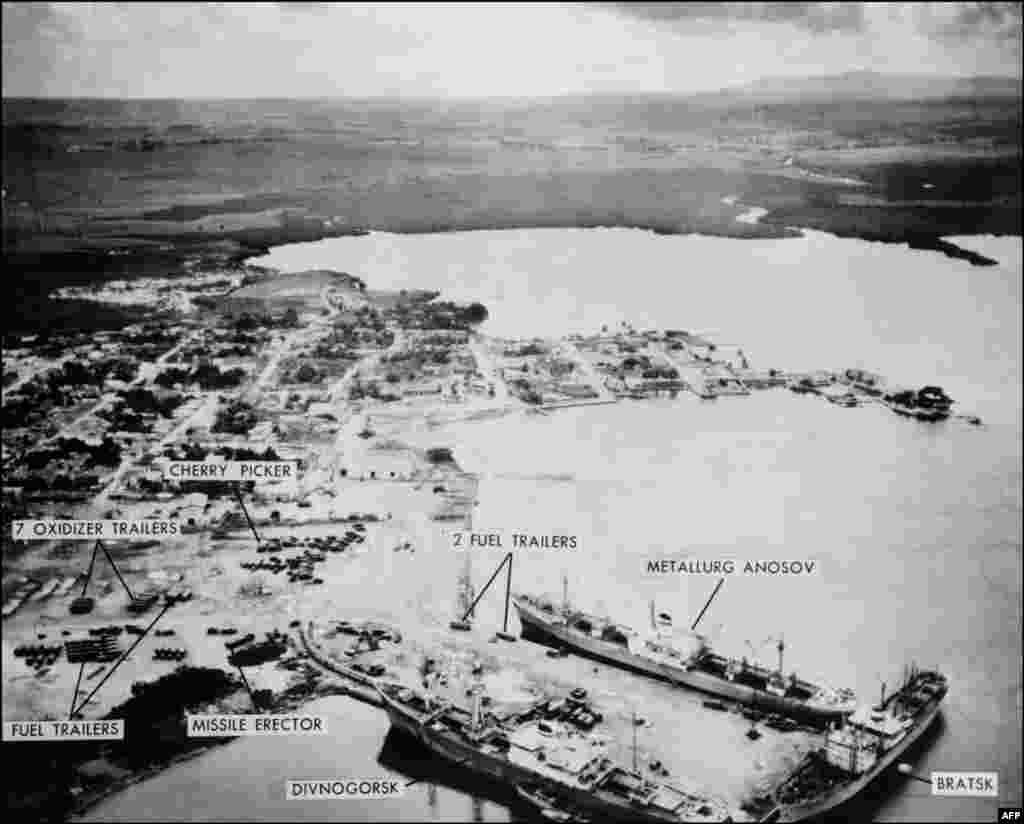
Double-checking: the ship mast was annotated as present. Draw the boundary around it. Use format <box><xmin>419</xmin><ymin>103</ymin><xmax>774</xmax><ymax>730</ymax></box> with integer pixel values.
<box><xmin>632</xmin><ymin>709</ymin><xmax>639</xmax><ymax>773</ymax></box>
<box><xmin>562</xmin><ymin>572</ymin><xmax>569</xmax><ymax>615</ymax></box>
<box><xmin>456</xmin><ymin>552</ymin><xmax>475</xmax><ymax>622</ymax></box>
<box><xmin>460</xmin><ymin>504</ymin><xmax>476</xmax><ymax>621</ymax></box>
<box><xmin>776</xmin><ymin>636</ymin><xmax>785</xmax><ymax>675</ymax></box>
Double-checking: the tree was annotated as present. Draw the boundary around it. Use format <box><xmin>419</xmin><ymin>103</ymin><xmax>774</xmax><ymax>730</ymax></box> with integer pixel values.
<box><xmin>234</xmin><ymin>313</ymin><xmax>259</xmax><ymax>331</ymax></box>
<box><xmin>294</xmin><ymin>362</ymin><xmax>320</xmax><ymax>383</ymax></box>
<box><xmin>426</xmin><ymin>447</ymin><xmax>454</xmax><ymax>464</ymax></box>
<box><xmin>463</xmin><ymin>302</ymin><xmax>489</xmax><ymax>325</ymax></box>
<box><xmin>155</xmin><ymin>367</ymin><xmax>190</xmax><ymax>388</ymax></box>
<box><xmin>211</xmin><ymin>400</ymin><xmax>257</xmax><ymax>435</ymax></box>
<box><xmin>89</xmin><ymin>437</ymin><xmax>122</xmax><ymax>468</ymax></box>
<box><xmin>111</xmin><ymin>360</ymin><xmax>137</xmax><ymax>382</ymax></box>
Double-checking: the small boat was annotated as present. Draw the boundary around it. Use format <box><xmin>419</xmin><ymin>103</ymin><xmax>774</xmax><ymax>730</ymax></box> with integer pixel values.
<box><xmin>889</xmin><ymin>403</ymin><xmax>949</xmax><ymax>422</ymax></box>
<box><xmin>827</xmin><ymin>392</ymin><xmax>859</xmax><ymax>408</ymax></box>
<box><xmin>224</xmin><ymin>632</ymin><xmax>256</xmax><ymax>650</ymax></box>
<box><xmin>787</xmin><ymin>380</ymin><xmax>819</xmax><ymax>395</ymax></box>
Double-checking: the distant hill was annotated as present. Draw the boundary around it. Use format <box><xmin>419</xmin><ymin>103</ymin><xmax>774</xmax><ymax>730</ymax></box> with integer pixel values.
<box><xmin>719</xmin><ymin>71</ymin><xmax>1022</xmax><ymax>102</ymax></box>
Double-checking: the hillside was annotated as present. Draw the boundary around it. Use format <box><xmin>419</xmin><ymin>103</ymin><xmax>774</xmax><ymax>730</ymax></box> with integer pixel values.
<box><xmin>722</xmin><ymin>71</ymin><xmax>1022</xmax><ymax>102</ymax></box>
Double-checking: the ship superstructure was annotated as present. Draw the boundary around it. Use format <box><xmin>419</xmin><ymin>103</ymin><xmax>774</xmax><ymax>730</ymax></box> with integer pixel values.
<box><xmin>513</xmin><ymin>588</ymin><xmax>856</xmax><ymax>723</ymax></box>
<box><xmin>763</xmin><ymin>666</ymin><xmax>948</xmax><ymax>821</ymax></box>
<box><xmin>376</xmin><ymin>680</ymin><xmax>735</xmax><ymax>822</ymax></box>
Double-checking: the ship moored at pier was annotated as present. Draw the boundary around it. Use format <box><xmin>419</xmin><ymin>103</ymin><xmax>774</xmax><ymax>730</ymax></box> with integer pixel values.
<box><xmin>512</xmin><ymin>588</ymin><xmax>856</xmax><ymax>724</ymax></box>
<box><xmin>758</xmin><ymin>667</ymin><xmax>948</xmax><ymax>822</ymax></box>
<box><xmin>376</xmin><ymin>681</ymin><xmax>737</xmax><ymax>823</ymax></box>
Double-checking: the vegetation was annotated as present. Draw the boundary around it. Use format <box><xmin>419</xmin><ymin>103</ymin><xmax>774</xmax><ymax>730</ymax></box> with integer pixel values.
<box><xmin>5</xmin><ymin>666</ymin><xmax>242</xmax><ymax>821</ymax></box>
<box><xmin>23</xmin><ymin>436</ymin><xmax>122</xmax><ymax>470</ymax></box>
<box><xmin>426</xmin><ymin>446</ymin><xmax>454</xmax><ymax>463</ymax></box>
<box><xmin>111</xmin><ymin>667</ymin><xmax>241</xmax><ymax>764</ymax></box>
<box><xmin>291</xmin><ymin>362</ymin><xmax>321</xmax><ymax>383</ymax></box>
<box><xmin>120</xmin><ymin>387</ymin><xmax>184</xmax><ymax>418</ymax></box>
<box><xmin>156</xmin><ymin>362</ymin><xmax>248</xmax><ymax>389</ymax></box>
<box><xmin>463</xmin><ymin>302</ymin><xmax>489</xmax><ymax>324</ymax></box>
<box><xmin>211</xmin><ymin>399</ymin><xmax>258</xmax><ymax>435</ymax></box>
<box><xmin>217</xmin><ymin>445</ymin><xmax>280</xmax><ymax>461</ymax></box>
<box><xmin>191</xmin><ymin>362</ymin><xmax>247</xmax><ymax>390</ymax></box>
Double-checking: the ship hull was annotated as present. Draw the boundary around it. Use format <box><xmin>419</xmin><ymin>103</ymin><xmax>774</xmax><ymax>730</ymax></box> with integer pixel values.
<box><xmin>515</xmin><ymin>601</ymin><xmax>844</xmax><ymax>723</ymax></box>
<box><xmin>772</xmin><ymin>698</ymin><xmax>944</xmax><ymax>822</ymax></box>
<box><xmin>381</xmin><ymin>695</ymin><xmax>724</xmax><ymax>823</ymax></box>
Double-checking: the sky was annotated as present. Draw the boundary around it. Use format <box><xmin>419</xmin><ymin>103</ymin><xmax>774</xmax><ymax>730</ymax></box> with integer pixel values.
<box><xmin>2</xmin><ymin>2</ymin><xmax>1021</xmax><ymax>98</ymax></box>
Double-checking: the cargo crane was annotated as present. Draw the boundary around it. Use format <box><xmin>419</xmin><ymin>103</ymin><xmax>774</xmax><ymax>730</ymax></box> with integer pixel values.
<box><xmin>745</xmin><ymin>635</ymin><xmax>786</xmax><ymax>676</ymax></box>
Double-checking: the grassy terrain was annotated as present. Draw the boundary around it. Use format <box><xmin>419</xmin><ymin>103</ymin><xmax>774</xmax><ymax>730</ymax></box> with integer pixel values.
<box><xmin>2</xmin><ymin>95</ymin><xmax>1019</xmax><ymax>331</ymax></box>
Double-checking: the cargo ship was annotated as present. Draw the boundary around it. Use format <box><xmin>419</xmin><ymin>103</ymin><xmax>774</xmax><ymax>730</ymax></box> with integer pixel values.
<box><xmin>512</xmin><ymin>586</ymin><xmax>855</xmax><ymax>724</ymax></box>
<box><xmin>376</xmin><ymin>681</ymin><xmax>736</xmax><ymax>823</ymax></box>
<box><xmin>756</xmin><ymin>667</ymin><xmax>947</xmax><ymax>822</ymax></box>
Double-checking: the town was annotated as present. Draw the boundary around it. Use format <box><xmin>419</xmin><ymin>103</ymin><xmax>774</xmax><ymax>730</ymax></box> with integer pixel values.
<box><xmin>0</xmin><ymin>263</ymin><xmax>974</xmax><ymax>820</ymax></box>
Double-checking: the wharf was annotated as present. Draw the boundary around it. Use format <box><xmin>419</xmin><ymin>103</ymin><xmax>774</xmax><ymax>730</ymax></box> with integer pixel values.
<box><xmin>540</xmin><ymin>398</ymin><xmax>620</xmax><ymax>411</ymax></box>
<box><xmin>295</xmin><ymin>623</ymin><xmax>384</xmax><ymax>708</ymax></box>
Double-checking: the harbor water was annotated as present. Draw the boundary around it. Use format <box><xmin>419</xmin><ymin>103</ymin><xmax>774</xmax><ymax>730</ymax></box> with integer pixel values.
<box><xmin>85</xmin><ymin>229</ymin><xmax>1022</xmax><ymax>821</ymax></box>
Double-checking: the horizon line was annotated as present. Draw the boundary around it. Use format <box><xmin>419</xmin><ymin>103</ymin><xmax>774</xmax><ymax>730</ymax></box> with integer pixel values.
<box><xmin>4</xmin><ymin>71</ymin><xmax>1021</xmax><ymax>105</ymax></box>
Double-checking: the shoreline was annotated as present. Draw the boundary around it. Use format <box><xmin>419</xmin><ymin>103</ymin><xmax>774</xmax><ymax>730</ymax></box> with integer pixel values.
<box><xmin>68</xmin><ymin>738</ymin><xmax>235</xmax><ymax>822</ymax></box>
<box><xmin>68</xmin><ymin>661</ymin><xmax>353</xmax><ymax>822</ymax></box>
<box><xmin>25</xmin><ymin>220</ymin><xmax>1021</xmax><ymax>312</ymax></box>
<box><xmin>7</xmin><ymin>205</ymin><xmax>1019</xmax><ymax>308</ymax></box>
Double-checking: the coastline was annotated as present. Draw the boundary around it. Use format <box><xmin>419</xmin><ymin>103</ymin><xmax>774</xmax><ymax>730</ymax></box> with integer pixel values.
<box><xmin>68</xmin><ymin>665</ymin><xmax>356</xmax><ymax>822</ymax></box>
<box><xmin>13</xmin><ymin>220</ymin><xmax>1017</xmax><ymax>338</ymax></box>
<box><xmin>68</xmin><ymin>739</ymin><xmax>236</xmax><ymax>822</ymax></box>
<box><xmin>6</xmin><ymin>170</ymin><xmax>1015</xmax><ymax>333</ymax></box>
